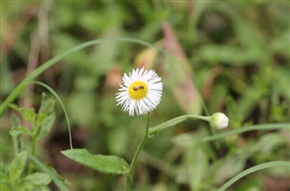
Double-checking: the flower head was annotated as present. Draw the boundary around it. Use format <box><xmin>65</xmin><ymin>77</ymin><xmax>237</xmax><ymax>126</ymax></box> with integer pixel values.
<box><xmin>116</xmin><ymin>68</ymin><xmax>163</xmax><ymax>116</ymax></box>
<box><xmin>210</xmin><ymin>112</ymin><xmax>229</xmax><ymax>129</ymax></box>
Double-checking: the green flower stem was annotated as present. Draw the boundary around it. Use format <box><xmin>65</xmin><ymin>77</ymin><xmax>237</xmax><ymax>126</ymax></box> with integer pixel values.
<box><xmin>148</xmin><ymin>114</ymin><xmax>211</xmax><ymax>136</ymax></box>
<box><xmin>29</xmin><ymin>128</ymin><xmax>39</xmax><ymax>174</ymax></box>
<box><xmin>12</xmin><ymin>136</ymin><xmax>19</xmax><ymax>156</ymax></box>
<box><xmin>31</xmin><ymin>134</ymin><xmax>38</xmax><ymax>157</ymax></box>
<box><xmin>125</xmin><ymin>113</ymin><xmax>150</xmax><ymax>191</ymax></box>
<box><xmin>125</xmin><ymin>114</ymin><xmax>214</xmax><ymax>190</ymax></box>
<box><xmin>188</xmin><ymin>114</ymin><xmax>211</xmax><ymax>121</ymax></box>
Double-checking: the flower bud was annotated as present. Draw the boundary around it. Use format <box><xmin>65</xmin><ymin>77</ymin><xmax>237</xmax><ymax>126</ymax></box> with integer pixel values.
<box><xmin>210</xmin><ymin>112</ymin><xmax>229</xmax><ymax>129</ymax></box>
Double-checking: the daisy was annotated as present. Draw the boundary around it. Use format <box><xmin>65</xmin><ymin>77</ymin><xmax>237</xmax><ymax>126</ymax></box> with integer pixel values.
<box><xmin>116</xmin><ymin>68</ymin><xmax>163</xmax><ymax>116</ymax></box>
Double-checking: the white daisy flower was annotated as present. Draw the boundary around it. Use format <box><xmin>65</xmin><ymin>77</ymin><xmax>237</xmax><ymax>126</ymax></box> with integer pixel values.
<box><xmin>116</xmin><ymin>67</ymin><xmax>163</xmax><ymax>116</ymax></box>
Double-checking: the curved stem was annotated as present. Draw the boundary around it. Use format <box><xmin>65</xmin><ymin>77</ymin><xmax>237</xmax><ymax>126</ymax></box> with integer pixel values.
<box><xmin>0</xmin><ymin>38</ymin><xmax>167</xmax><ymax>116</ymax></box>
<box><xmin>33</xmin><ymin>81</ymin><xmax>73</xmax><ymax>149</ymax></box>
<box><xmin>217</xmin><ymin>161</ymin><xmax>290</xmax><ymax>191</ymax></box>
<box><xmin>148</xmin><ymin>114</ymin><xmax>211</xmax><ymax>136</ymax></box>
<box><xmin>125</xmin><ymin>113</ymin><xmax>150</xmax><ymax>191</ymax></box>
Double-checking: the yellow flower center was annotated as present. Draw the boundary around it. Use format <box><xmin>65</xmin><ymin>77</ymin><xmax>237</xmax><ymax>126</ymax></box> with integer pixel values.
<box><xmin>128</xmin><ymin>81</ymin><xmax>148</xmax><ymax>100</ymax></box>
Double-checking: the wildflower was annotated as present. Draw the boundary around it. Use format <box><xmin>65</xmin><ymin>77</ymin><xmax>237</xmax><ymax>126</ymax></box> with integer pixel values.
<box><xmin>116</xmin><ymin>68</ymin><xmax>163</xmax><ymax>116</ymax></box>
<box><xmin>210</xmin><ymin>112</ymin><xmax>229</xmax><ymax>129</ymax></box>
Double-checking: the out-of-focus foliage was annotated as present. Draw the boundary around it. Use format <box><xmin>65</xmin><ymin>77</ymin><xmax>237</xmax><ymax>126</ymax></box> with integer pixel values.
<box><xmin>1</xmin><ymin>1</ymin><xmax>289</xmax><ymax>191</ymax></box>
<box><xmin>0</xmin><ymin>94</ymin><xmax>68</xmax><ymax>191</ymax></box>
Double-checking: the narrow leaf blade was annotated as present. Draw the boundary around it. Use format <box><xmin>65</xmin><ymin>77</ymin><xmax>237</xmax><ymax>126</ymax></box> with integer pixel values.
<box><xmin>61</xmin><ymin>149</ymin><xmax>129</xmax><ymax>175</ymax></box>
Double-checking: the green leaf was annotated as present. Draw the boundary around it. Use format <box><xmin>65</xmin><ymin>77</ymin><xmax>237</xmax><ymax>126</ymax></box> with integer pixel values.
<box><xmin>33</xmin><ymin>81</ymin><xmax>73</xmax><ymax>149</ymax></box>
<box><xmin>61</xmin><ymin>149</ymin><xmax>129</xmax><ymax>175</ymax></box>
<box><xmin>24</xmin><ymin>172</ymin><xmax>51</xmax><ymax>186</ymax></box>
<box><xmin>29</xmin><ymin>155</ymin><xmax>69</xmax><ymax>191</ymax></box>
<box><xmin>37</xmin><ymin>114</ymin><xmax>55</xmax><ymax>138</ymax></box>
<box><xmin>19</xmin><ymin>172</ymin><xmax>51</xmax><ymax>191</ymax></box>
<box><xmin>10</xmin><ymin>113</ymin><xmax>20</xmax><ymax>127</ymax></box>
<box><xmin>9</xmin><ymin>151</ymin><xmax>27</xmax><ymax>183</ymax></box>
<box><xmin>9</xmin><ymin>126</ymin><xmax>31</xmax><ymax>137</ymax></box>
<box><xmin>37</xmin><ymin>93</ymin><xmax>56</xmax><ymax>138</ymax></box>
<box><xmin>0</xmin><ymin>163</ymin><xmax>9</xmax><ymax>190</ymax></box>
<box><xmin>36</xmin><ymin>113</ymin><xmax>48</xmax><ymax>127</ymax></box>
<box><xmin>19</xmin><ymin>108</ymin><xmax>36</xmax><ymax>125</ymax></box>
<box><xmin>38</xmin><ymin>93</ymin><xmax>56</xmax><ymax>114</ymax></box>
<box><xmin>0</xmin><ymin>182</ymin><xmax>10</xmax><ymax>191</ymax></box>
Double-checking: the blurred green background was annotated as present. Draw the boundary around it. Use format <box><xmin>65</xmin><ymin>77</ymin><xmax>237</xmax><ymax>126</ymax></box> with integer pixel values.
<box><xmin>1</xmin><ymin>1</ymin><xmax>289</xmax><ymax>191</ymax></box>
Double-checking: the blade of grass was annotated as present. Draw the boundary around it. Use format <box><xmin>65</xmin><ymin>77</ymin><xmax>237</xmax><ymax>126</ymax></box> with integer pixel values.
<box><xmin>217</xmin><ymin>161</ymin><xmax>290</xmax><ymax>191</ymax></box>
<box><xmin>202</xmin><ymin>123</ymin><xmax>290</xmax><ymax>142</ymax></box>
<box><xmin>0</xmin><ymin>37</ymin><xmax>166</xmax><ymax>116</ymax></box>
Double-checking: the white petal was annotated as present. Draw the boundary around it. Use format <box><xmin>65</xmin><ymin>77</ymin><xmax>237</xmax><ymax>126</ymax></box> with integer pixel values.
<box><xmin>115</xmin><ymin>67</ymin><xmax>163</xmax><ymax>116</ymax></box>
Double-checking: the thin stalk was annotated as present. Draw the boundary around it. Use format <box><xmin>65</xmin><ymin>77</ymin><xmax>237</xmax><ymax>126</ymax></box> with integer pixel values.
<box><xmin>29</xmin><ymin>121</ymin><xmax>40</xmax><ymax>173</ymax></box>
<box><xmin>0</xmin><ymin>37</ymin><xmax>167</xmax><ymax>116</ymax></box>
<box><xmin>148</xmin><ymin>114</ymin><xmax>211</xmax><ymax>136</ymax></box>
<box><xmin>187</xmin><ymin>114</ymin><xmax>211</xmax><ymax>121</ymax></box>
<box><xmin>31</xmin><ymin>136</ymin><xmax>37</xmax><ymax>156</ymax></box>
<box><xmin>12</xmin><ymin>136</ymin><xmax>19</xmax><ymax>156</ymax></box>
<box><xmin>29</xmin><ymin>132</ymin><xmax>38</xmax><ymax>174</ymax></box>
<box><xmin>217</xmin><ymin>161</ymin><xmax>290</xmax><ymax>191</ymax></box>
<box><xmin>33</xmin><ymin>81</ymin><xmax>73</xmax><ymax>149</ymax></box>
<box><xmin>125</xmin><ymin>113</ymin><xmax>150</xmax><ymax>191</ymax></box>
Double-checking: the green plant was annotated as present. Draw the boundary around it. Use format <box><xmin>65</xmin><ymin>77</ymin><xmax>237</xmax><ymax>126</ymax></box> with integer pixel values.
<box><xmin>1</xmin><ymin>1</ymin><xmax>289</xmax><ymax>190</ymax></box>
<box><xmin>0</xmin><ymin>94</ymin><xmax>68</xmax><ymax>191</ymax></box>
